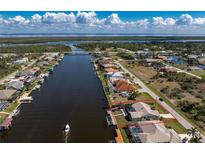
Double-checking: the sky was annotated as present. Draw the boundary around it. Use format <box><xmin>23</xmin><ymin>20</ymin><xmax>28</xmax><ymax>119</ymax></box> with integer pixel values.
<box><xmin>1</xmin><ymin>11</ymin><xmax>205</xmax><ymax>35</ymax></box>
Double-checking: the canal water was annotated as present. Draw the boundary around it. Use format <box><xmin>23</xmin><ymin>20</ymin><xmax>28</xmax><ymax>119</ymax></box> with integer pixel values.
<box><xmin>0</xmin><ymin>46</ymin><xmax>115</xmax><ymax>143</ymax></box>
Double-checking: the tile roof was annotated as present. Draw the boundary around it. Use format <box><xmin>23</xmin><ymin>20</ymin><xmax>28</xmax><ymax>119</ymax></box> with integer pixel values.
<box><xmin>129</xmin><ymin>120</ymin><xmax>181</xmax><ymax>143</ymax></box>
<box><xmin>129</xmin><ymin>102</ymin><xmax>160</xmax><ymax>119</ymax></box>
<box><xmin>115</xmin><ymin>80</ymin><xmax>135</xmax><ymax>92</ymax></box>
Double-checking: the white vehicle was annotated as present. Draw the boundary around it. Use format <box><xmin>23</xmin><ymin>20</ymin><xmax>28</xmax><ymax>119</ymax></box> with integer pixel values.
<box><xmin>64</xmin><ymin>124</ymin><xmax>70</xmax><ymax>134</ymax></box>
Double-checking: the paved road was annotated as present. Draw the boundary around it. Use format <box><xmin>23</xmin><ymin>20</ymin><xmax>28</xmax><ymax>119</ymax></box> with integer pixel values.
<box><xmin>162</xmin><ymin>62</ymin><xmax>202</xmax><ymax>79</ymax></box>
<box><xmin>115</xmin><ymin>61</ymin><xmax>205</xmax><ymax>142</ymax></box>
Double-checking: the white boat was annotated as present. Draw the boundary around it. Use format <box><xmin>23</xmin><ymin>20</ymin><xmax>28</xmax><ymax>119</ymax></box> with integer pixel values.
<box><xmin>64</xmin><ymin>124</ymin><xmax>70</xmax><ymax>133</ymax></box>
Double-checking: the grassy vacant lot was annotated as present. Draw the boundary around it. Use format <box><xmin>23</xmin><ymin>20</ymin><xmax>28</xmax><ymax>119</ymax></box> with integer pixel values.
<box><xmin>149</xmin><ymin>102</ymin><xmax>169</xmax><ymax>114</ymax></box>
<box><xmin>0</xmin><ymin>45</ymin><xmax>71</xmax><ymax>53</ymax></box>
<box><xmin>120</xmin><ymin>61</ymin><xmax>157</xmax><ymax>81</ymax></box>
<box><xmin>163</xmin><ymin>118</ymin><xmax>187</xmax><ymax>134</ymax></box>
<box><xmin>190</xmin><ymin>69</ymin><xmax>205</xmax><ymax>78</ymax></box>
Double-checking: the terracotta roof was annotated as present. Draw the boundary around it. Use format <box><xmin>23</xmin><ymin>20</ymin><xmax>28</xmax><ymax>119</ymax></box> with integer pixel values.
<box><xmin>104</xmin><ymin>67</ymin><xmax>118</xmax><ymax>73</ymax></box>
<box><xmin>115</xmin><ymin>80</ymin><xmax>135</xmax><ymax>92</ymax></box>
<box><xmin>31</xmin><ymin>67</ymin><xmax>40</xmax><ymax>72</ymax></box>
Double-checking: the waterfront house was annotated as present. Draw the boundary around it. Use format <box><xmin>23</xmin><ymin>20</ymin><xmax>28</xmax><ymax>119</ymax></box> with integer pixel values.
<box><xmin>104</xmin><ymin>67</ymin><xmax>118</xmax><ymax>73</ymax></box>
<box><xmin>107</xmin><ymin>71</ymin><xmax>124</xmax><ymax>79</ymax></box>
<box><xmin>125</xmin><ymin>102</ymin><xmax>159</xmax><ymax>121</ymax></box>
<box><xmin>16</xmin><ymin>70</ymin><xmax>33</xmax><ymax>78</ymax></box>
<box><xmin>30</xmin><ymin>67</ymin><xmax>40</xmax><ymax>76</ymax></box>
<box><xmin>0</xmin><ymin>101</ymin><xmax>9</xmax><ymax>111</ymax></box>
<box><xmin>36</xmin><ymin>61</ymin><xmax>49</xmax><ymax>68</ymax></box>
<box><xmin>128</xmin><ymin>120</ymin><xmax>181</xmax><ymax>143</ymax></box>
<box><xmin>0</xmin><ymin>117</ymin><xmax>12</xmax><ymax>130</ymax></box>
<box><xmin>114</xmin><ymin>79</ymin><xmax>135</xmax><ymax>93</ymax></box>
<box><xmin>7</xmin><ymin>80</ymin><xmax>24</xmax><ymax>91</ymax></box>
<box><xmin>0</xmin><ymin>89</ymin><xmax>17</xmax><ymax>102</ymax></box>
<box><xmin>99</xmin><ymin>58</ymin><xmax>111</xmax><ymax>65</ymax></box>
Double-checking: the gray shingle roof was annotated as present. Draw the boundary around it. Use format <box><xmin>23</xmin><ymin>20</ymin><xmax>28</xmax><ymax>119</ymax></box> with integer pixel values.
<box><xmin>0</xmin><ymin>89</ymin><xmax>17</xmax><ymax>100</ymax></box>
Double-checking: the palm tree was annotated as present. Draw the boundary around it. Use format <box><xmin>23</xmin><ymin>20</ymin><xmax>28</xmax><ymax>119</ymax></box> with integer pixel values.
<box><xmin>128</xmin><ymin>91</ymin><xmax>139</xmax><ymax>100</ymax></box>
<box><xmin>187</xmin><ymin>127</ymin><xmax>202</xmax><ymax>143</ymax></box>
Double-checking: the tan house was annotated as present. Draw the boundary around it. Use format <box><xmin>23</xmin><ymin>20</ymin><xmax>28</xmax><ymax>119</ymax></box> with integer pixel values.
<box><xmin>0</xmin><ymin>89</ymin><xmax>17</xmax><ymax>102</ymax></box>
<box><xmin>128</xmin><ymin>120</ymin><xmax>181</xmax><ymax>143</ymax></box>
<box><xmin>126</xmin><ymin>102</ymin><xmax>159</xmax><ymax>121</ymax></box>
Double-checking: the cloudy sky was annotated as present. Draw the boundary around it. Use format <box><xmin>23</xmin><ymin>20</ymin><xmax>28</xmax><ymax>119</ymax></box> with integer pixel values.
<box><xmin>1</xmin><ymin>11</ymin><xmax>205</xmax><ymax>35</ymax></box>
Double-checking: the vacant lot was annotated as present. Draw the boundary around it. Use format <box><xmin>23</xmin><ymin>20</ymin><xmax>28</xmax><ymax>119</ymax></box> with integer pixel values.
<box><xmin>162</xmin><ymin>118</ymin><xmax>187</xmax><ymax>134</ymax></box>
<box><xmin>190</xmin><ymin>69</ymin><xmax>205</xmax><ymax>78</ymax></box>
<box><xmin>120</xmin><ymin>60</ymin><xmax>157</xmax><ymax>81</ymax></box>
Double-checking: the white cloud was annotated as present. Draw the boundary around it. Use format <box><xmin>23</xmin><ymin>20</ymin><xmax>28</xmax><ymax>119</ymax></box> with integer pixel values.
<box><xmin>7</xmin><ymin>16</ymin><xmax>29</xmax><ymax>25</ymax></box>
<box><xmin>30</xmin><ymin>14</ymin><xmax>42</xmax><ymax>24</ymax></box>
<box><xmin>41</xmin><ymin>12</ymin><xmax>75</xmax><ymax>24</ymax></box>
<box><xmin>134</xmin><ymin>19</ymin><xmax>149</xmax><ymax>27</ymax></box>
<box><xmin>76</xmin><ymin>11</ymin><xmax>98</xmax><ymax>25</ymax></box>
<box><xmin>176</xmin><ymin>14</ymin><xmax>193</xmax><ymax>25</ymax></box>
<box><xmin>0</xmin><ymin>16</ymin><xmax>3</xmax><ymax>24</ymax></box>
<box><xmin>193</xmin><ymin>17</ymin><xmax>205</xmax><ymax>25</ymax></box>
<box><xmin>104</xmin><ymin>13</ymin><xmax>122</xmax><ymax>25</ymax></box>
<box><xmin>152</xmin><ymin>17</ymin><xmax>176</xmax><ymax>26</ymax></box>
<box><xmin>1</xmin><ymin>12</ymin><xmax>205</xmax><ymax>34</ymax></box>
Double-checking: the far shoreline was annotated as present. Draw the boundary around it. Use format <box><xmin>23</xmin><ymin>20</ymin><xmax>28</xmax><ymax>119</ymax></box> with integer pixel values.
<box><xmin>2</xmin><ymin>35</ymin><xmax>205</xmax><ymax>44</ymax></box>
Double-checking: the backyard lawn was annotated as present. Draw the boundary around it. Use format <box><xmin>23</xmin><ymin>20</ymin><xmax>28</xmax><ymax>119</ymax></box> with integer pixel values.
<box><xmin>0</xmin><ymin>113</ymin><xmax>7</xmax><ymax>123</ymax></box>
<box><xmin>4</xmin><ymin>102</ymin><xmax>19</xmax><ymax>113</ymax></box>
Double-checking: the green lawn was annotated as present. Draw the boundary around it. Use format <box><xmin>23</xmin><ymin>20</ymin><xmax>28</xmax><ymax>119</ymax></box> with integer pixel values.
<box><xmin>115</xmin><ymin>115</ymin><xmax>129</xmax><ymax>143</ymax></box>
<box><xmin>4</xmin><ymin>102</ymin><xmax>19</xmax><ymax>113</ymax></box>
<box><xmin>98</xmin><ymin>71</ymin><xmax>112</xmax><ymax>106</ymax></box>
<box><xmin>120</xmin><ymin>128</ymin><xmax>129</xmax><ymax>143</ymax></box>
<box><xmin>163</xmin><ymin>118</ymin><xmax>187</xmax><ymax>134</ymax></box>
<box><xmin>149</xmin><ymin>102</ymin><xmax>169</xmax><ymax>114</ymax></box>
<box><xmin>115</xmin><ymin>115</ymin><xmax>127</xmax><ymax>128</ymax></box>
<box><xmin>0</xmin><ymin>113</ymin><xmax>8</xmax><ymax>124</ymax></box>
<box><xmin>137</xmin><ymin>92</ymin><xmax>155</xmax><ymax>102</ymax></box>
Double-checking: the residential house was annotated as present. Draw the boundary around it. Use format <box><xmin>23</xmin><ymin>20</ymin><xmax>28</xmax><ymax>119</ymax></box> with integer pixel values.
<box><xmin>36</xmin><ymin>61</ymin><xmax>49</xmax><ymax>68</ymax></box>
<box><xmin>0</xmin><ymin>89</ymin><xmax>17</xmax><ymax>102</ymax></box>
<box><xmin>13</xmin><ymin>57</ymin><xmax>29</xmax><ymax>65</ymax></box>
<box><xmin>162</xmin><ymin>66</ymin><xmax>178</xmax><ymax>73</ymax></box>
<box><xmin>104</xmin><ymin>67</ymin><xmax>118</xmax><ymax>73</ymax></box>
<box><xmin>128</xmin><ymin>120</ymin><xmax>181</xmax><ymax>143</ymax></box>
<box><xmin>30</xmin><ymin>67</ymin><xmax>40</xmax><ymax>75</ymax></box>
<box><xmin>125</xmin><ymin>102</ymin><xmax>159</xmax><ymax>121</ymax></box>
<box><xmin>15</xmin><ymin>70</ymin><xmax>34</xmax><ymax>78</ymax></box>
<box><xmin>7</xmin><ymin>80</ymin><xmax>24</xmax><ymax>91</ymax></box>
<box><xmin>107</xmin><ymin>71</ymin><xmax>124</xmax><ymax>83</ymax></box>
<box><xmin>114</xmin><ymin>79</ymin><xmax>135</xmax><ymax>93</ymax></box>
